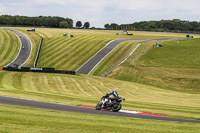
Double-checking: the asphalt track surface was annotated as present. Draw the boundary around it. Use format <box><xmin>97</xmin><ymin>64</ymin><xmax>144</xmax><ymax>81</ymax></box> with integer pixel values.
<box><xmin>0</xmin><ymin>96</ymin><xmax>199</xmax><ymax>123</ymax></box>
<box><xmin>76</xmin><ymin>39</ymin><xmax>143</xmax><ymax>74</ymax></box>
<box><xmin>3</xmin><ymin>28</ymin><xmax>32</xmax><ymax>67</ymax></box>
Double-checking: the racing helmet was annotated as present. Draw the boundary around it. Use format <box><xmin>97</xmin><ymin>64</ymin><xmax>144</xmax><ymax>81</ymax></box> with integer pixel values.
<box><xmin>112</xmin><ymin>89</ymin><xmax>118</xmax><ymax>97</ymax></box>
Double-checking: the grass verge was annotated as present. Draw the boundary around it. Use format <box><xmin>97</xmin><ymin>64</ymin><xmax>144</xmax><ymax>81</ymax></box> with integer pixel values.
<box><xmin>0</xmin><ymin>104</ymin><xmax>200</xmax><ymax>133</ymax></box>
<box><xmin>107</xmin><ymin>39</ymin><xmax>200</xmax><ymax>92</ymax></box>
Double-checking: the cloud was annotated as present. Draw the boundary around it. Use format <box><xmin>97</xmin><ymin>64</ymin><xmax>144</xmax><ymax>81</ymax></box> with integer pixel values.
<box><xmin>0</xmin><ymin>0</ymin><xmax>200</xmax><ymax>27</ymax></box>
<box><xmin>0</xmin><ymin>4</ymin><xmax>7</xmax><ymax>14</ymax></box>
<box><xmin>34</xmin><ymin>0</ymin><xmax>67</xmax><ymax>5</ymax></box>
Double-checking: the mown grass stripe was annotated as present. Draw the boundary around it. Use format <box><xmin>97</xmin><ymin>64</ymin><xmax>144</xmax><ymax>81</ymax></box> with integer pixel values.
<box><xmin>41</xmin><ymin>37</ymin><xmax>68</xmax><ymax>54</ymax></box>
<box><xmin>42</xmin><ymin>35</ymin><xmax>85</xmax><ymax>55</ymax></box>
<box><xmin>0</xmin><ymin>30</ymin><xmax>8</xmax><ymax>65</ymax></box>
<box><xmin>55</xmin><ymin>37</ymin><xmax>104</xmax><ymax>70</ymax></box>
<box><xmin>2</xmin><ymin>31</ymin><xmax>17</xmax><ymax>65</ymax></box>
<box><xmin>85</xmin><ymin>80</ymin><xmax>103</xmax><ymax>95</ymax></box>
<box><xmin>66</xmin><ymin>39</ymin><xmax>110</xmax><ymax>70</ymax></box>
<box><xmin>71</xmin><ymin>78</ymin><xmax>91</xmax><ymax>96</ymax></box>
<box><xmin>44</xmin><ymin>36</ymin><xmax>97</xmax><ymax>69</ymax></box>
<box><xmin>42</xmin><ymin>38</ymin><xmax>81</xmax><ymax>62</ymax></box>
<box><xmin>0</xmin><ymin>30</ymin><xmax>6</xmax><ymax>55</ymax></box>
<box><xmin>0</xmin><ymin>30</ymin><xmax>20</xmax><ymax>66</ymax></box>
<box><xmin>13</xmin><ymin>72</ymin><xmax>24</xmax><ymax>90</ymax></box>
<box><xmin>38</xmin><ymin>36</ymin><xmax>89</xmax><ymax>66</ymax></box>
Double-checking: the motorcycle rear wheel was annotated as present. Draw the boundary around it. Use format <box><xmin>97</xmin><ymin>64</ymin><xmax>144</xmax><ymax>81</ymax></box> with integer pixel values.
<box><xmin>112</xmin><ymin>104</ymin><xmax>122</xmax><ymax>112</ymax></box>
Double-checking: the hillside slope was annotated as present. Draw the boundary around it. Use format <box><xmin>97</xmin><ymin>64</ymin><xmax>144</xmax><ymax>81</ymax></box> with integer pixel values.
<box><xmin>107</xmin><ymin>38</ymin><xmax>200</xmax><ymax>92</ymax></box>
<box><xmin>0</xmin><ymin>71</ymin><xmax>200</xmax><ymax>120</ymax></box>
<box><xmin>0</xmin><ymin>29</ymin><xmax>20</xmax><ymax>66</ymax></box>
<box><xmin>10</xmin><ymin>27</ymin><xmax>187</xmax><ymax>70</ymax></box>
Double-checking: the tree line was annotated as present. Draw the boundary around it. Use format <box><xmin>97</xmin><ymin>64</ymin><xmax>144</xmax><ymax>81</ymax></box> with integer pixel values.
<box><xmin>0</xmin><ymin>15</ymin><xmax>91</xmax><ymax>29</ymax></box>
<box><xmin>104</xmin><ymin>19</ymin><xmax>200</xmax><ymax>33</ymax></box>
<box><xmin>0</xmin><ymin>15</ymin><xmax>73</xmax><ymax>28</ymax></box>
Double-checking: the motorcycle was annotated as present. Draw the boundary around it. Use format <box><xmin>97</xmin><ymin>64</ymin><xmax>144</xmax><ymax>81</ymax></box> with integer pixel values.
<box><xmin>96</xmin><ymin>94</ymin><xmax>125</xmax><ymax>112</ymax></box>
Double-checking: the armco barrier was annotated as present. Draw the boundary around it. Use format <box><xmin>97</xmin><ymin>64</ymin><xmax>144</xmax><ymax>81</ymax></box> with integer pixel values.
<box><xmin>34</xmin><ymin>37</ymin><xmax>43</xmax><ymax>68</ymax></box>
<box><xmin>3</xmin><ymin>67</ymin><xmax>76</xmax><ymax>75</ymax></box>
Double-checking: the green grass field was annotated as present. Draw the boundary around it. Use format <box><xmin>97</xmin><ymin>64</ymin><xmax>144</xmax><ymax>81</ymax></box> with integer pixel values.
<box><xmin>107</xmin><ymin>38</ymin><xmax>200</xmax><ymax>92</ymax></box>
<box><xmin>0</xmin><ymin>71</ymin><xmax>200</xmax><ymax>120</ymax></box>
<box><xmin>9</xmin><ymin>27</ymin><xmax>188</xmax><ymax>70</ymax></box>
<box><xmin>1</xmin><ymin>27</ymin><xmax>200</xmax><ymax>132</ymax></box>
<box><xmin>1</xmin><ymin>104</ymin><xmax>200</xmax><ymax>133</ymax></box>
<box><xmin>37</xmin><ymin>35</ymin><xmax>110</xmax><ymax>70</ymax></box>
<box><xmin>0</xmin><ymin>29</ymin><xmax>20</xmax><ymax>67</ymax></box>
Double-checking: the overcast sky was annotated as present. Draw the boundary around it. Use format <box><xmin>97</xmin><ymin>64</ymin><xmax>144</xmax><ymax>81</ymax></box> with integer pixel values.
<box><xmin>0</xmin><ymin>0</ymin><xmax>200</xmax><ymax>27</ymax></box>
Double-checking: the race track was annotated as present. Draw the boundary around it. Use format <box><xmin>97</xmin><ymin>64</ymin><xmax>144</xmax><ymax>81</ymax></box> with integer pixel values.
<box><xmin>1</xmin><ymin>29</ymin><xmax>196</xmax><ymax>123</ymax></box>
<box><xmin>0</xmin><ymin>96</ymin><xmax>199</xmax><ymax>123</ymax></box>
<box><xmin>76</xmin><ymin>39</ymin><xmax>143</xmax><ymax>74</ymax></box>
<box><xmin>3</xmin><ymin>28</ymin><xmax>32</xmax><ymax>67</ymax></box>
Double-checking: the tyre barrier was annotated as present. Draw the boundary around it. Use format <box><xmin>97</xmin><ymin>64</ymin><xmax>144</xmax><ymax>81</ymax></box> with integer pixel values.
<box><xmin>2</xmin><ymin>67</ymin><xmax>76</xmax><ymax>75</ymax></box>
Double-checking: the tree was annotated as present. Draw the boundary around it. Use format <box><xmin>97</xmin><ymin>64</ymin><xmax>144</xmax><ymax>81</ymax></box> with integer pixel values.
<box><xmin>104</xmin><ymin>24</ymin><xmax>110</xmax><ymax>29</ymax></box>
<box><xmin>67</xmin><ymin>18</ymin><xmax>73</xmax><ymax>28</ymax></box>
<box><xmin>76</xmin><ymin>21</ymin><xmax>82</xmax><ymax>28</ymax></box>
<box><xmin>83</xmin><ymin>22</ymin><xmax>90</xmax><ymax>29</ymax></box>
<box><xmin>59</xmin><ymin>21</ymin><xmax>69</xmax><ymax>28</ymax></box>
<box><xmin>110</xmin><ymin>23</ymin><xmax>118</xmax><ymax>30</ymax></box>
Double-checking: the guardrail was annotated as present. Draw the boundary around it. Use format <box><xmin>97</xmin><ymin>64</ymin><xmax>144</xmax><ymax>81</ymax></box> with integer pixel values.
<box><xmin>34</xmin><ymin>36</ymin><xmax>43</xmax><ymax>68</ymax></box>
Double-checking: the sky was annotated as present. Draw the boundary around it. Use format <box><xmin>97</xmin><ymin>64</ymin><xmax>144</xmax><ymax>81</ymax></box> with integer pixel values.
<box><xmin>0</xmin><ymin>0</ymin><xmax>200</xmax><ymax>27</ymax></box>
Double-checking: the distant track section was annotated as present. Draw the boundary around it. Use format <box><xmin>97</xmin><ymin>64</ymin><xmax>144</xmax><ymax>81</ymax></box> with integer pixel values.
<box><xmin>76</xmin><ymin>39</ymin><xmax>143</xmax><ymax>74</ymax></box>
<box><xmin>4</xmin><ymin>28</ymin><xmax>32</xmax><ymax>67</ymax></box>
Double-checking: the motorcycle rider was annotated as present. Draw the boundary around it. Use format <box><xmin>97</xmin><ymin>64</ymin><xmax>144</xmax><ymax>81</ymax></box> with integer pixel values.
<box><xmin>109</xmin><ymin>89</ymin><xmax>119</xmax><ymax>99</ymax></box>
<box><xmin>104</xmin><ymin>89</ymin><xmax>119</xmax><ymax>106</ymax></box>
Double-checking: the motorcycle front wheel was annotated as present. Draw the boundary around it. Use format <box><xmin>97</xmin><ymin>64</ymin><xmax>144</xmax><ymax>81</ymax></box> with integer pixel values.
<box><xmin>96</xmin><ymin>103</ymin><xmax>102</xmax><ymax>110</ymax></box>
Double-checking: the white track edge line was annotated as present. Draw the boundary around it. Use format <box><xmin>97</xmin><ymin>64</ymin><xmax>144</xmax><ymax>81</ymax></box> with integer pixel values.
<box><xmin>119</xmin><ymin>110</ymin><xmax>143</xmax><ymax>114</ymax></box>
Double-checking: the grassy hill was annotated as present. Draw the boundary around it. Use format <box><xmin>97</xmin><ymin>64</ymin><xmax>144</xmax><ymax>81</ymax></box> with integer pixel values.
<box><xmin>107</xmin><ymin>38</ymin><xmax>200</xmax><ymax>92</ymax></box>
<box><xmin>0</xmin><ymin>29</ymin><xmax>20</xmax><ymax>66</ymax></box>
<box><xmin>37</xmin><ymin>35</ymin><xmax>110</xmax><ymax>70</ymax></box>
<box><xmin>0</xmin><ymin>71</ymin><xmax>200</xmax><ymax>120</ymax></box>
<box><xmin>1</xmin><ymin>27</ymin><xmax>200</xmax><ymax>132</ymax></box>
<box><xmin>9</xmin><ymin>27</ymin><xmax>188</xmax><ymax>70</ymax></box>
